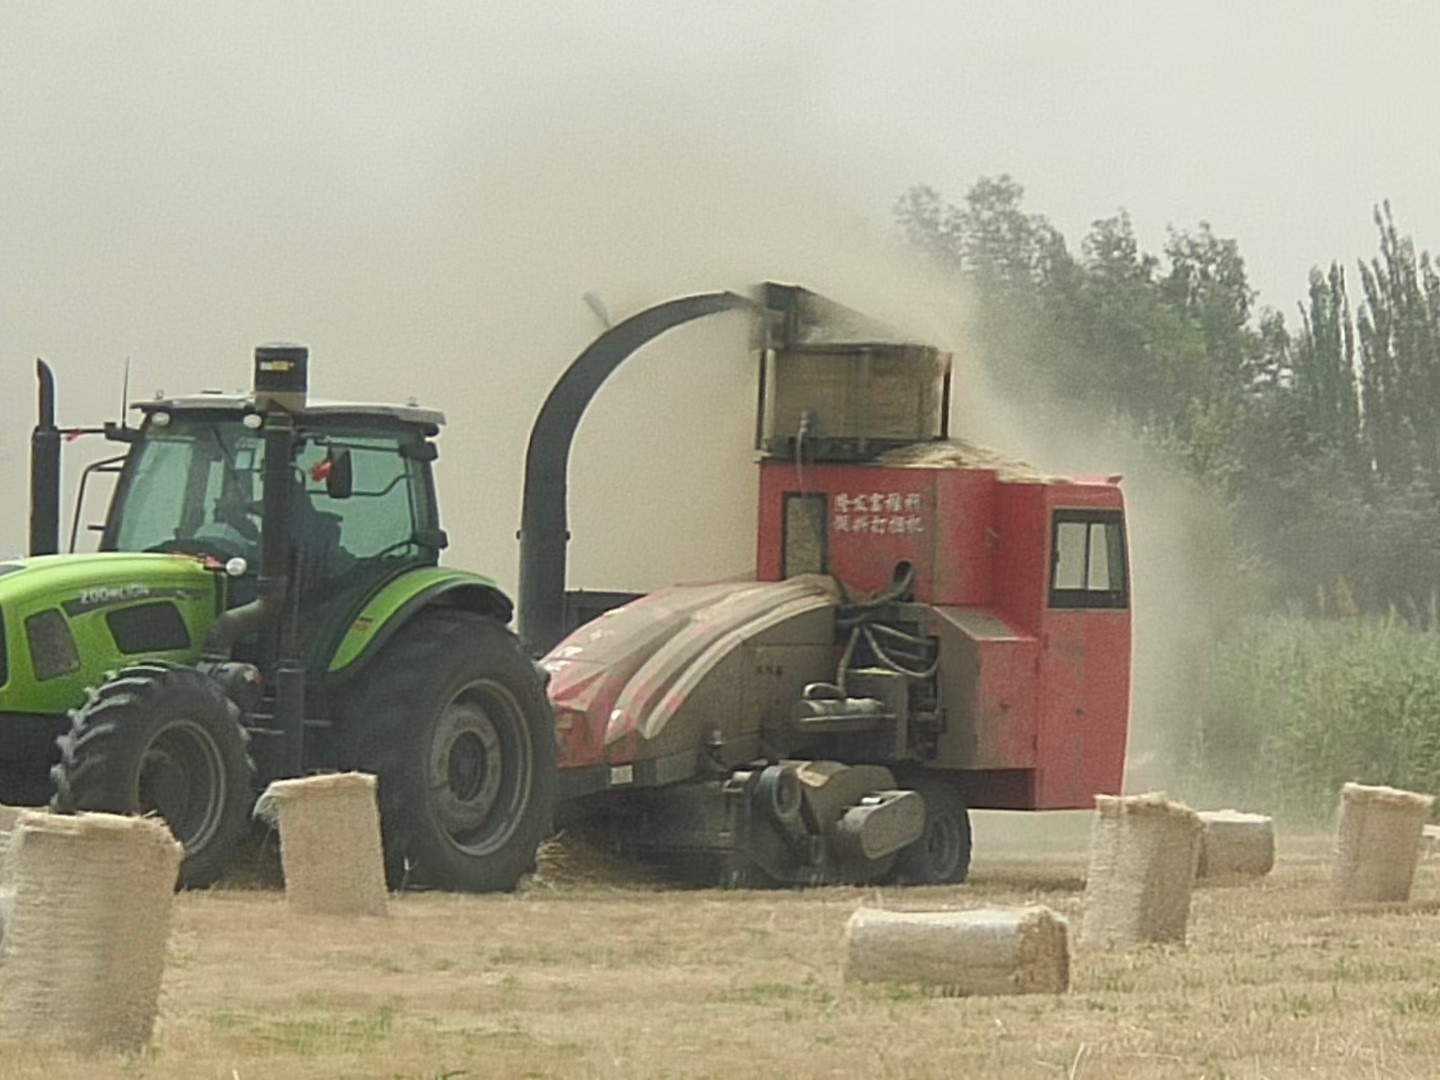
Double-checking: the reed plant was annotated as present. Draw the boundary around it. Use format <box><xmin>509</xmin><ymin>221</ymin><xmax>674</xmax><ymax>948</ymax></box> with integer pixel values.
<box><xmin>1187</xmin><ymin>613</ymin><xmax>1440</xmax><ymax>820</ymax></box>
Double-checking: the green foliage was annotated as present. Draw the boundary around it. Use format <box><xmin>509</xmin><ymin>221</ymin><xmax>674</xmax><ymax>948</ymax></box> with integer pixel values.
<box><xmin>894</xmin><ymin>177</ymin><xmax>1440</xmax><ymax>618</ymax></box>
<box><xmin>898</xmin><ymin>180</ymin><xmax>1440</xmax><ymax>798</ymax></box>
<box><xmin>1189</xmin><ymin>613</ymin><xmax>1440</xmax><ymax>818</ymax></box>
<box><xmin>895</xmin><ymin>177</ymin><xmax>1260</xmax><ymax>474</ymax></box>
<box><xmin>1354</xmin><ymin>203</ymin><xmax>1440</xmax><ymax>480</ymax></box>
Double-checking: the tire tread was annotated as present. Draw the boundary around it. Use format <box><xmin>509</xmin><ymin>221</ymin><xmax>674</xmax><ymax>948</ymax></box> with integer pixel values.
<box><xmin>50</xmin><ymin>664</ymin><xmax>256</xmax><ymax>888</ymax></box>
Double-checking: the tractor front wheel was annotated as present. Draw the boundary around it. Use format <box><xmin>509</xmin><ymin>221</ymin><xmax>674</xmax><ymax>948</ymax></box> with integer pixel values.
<box><xmin>50</xmin><ymin>663</ymin><xmax>256</xmax><ymax>888</ymax></box>
<box><xmin>337</xmin><ymin>610</ymin><xmax>556</xmax><ymax>892</ymax></box>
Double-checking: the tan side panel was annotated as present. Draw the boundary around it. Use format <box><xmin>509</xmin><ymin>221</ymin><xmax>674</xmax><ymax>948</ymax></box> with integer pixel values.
<box><xmin>621</xmin><ymin>597</ymin><xmax>839</xmax><ymax>765</ymax></box>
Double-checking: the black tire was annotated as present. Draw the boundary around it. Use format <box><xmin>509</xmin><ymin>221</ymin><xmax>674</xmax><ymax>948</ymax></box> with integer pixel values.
<box><xmin>51</xmin><ymin>663</ymin><xmax>256</xmax><ymax>889</ymax></box>
<box><xmin>892</xmin><ymin>780</ymin><xmax>972</xmax><ymax>885</ymax></box>
<box><xmin>336</xmin><ymin>609</ymin><xmax>556</xmax><ymax>892</ymax></box>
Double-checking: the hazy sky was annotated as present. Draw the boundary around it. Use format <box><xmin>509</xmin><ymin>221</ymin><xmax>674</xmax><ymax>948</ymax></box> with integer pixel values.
<box><xmin>4</xmin><ymin>2</ymin><xmax>1437</xmax><ymax>586</ymax></box>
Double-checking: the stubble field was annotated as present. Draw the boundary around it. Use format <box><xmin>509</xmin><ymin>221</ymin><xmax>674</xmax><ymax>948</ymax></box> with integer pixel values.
<box><xmin>5</xmin><ymin>816</ymin><xmax>1440</xmax><ymax>1080</ymax></box>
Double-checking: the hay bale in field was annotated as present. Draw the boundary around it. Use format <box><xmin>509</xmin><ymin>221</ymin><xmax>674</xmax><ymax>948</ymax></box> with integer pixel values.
<box><xmin>262</xmin><ymin>772</ymin><xmax>388</xmax><ymax>917</ymax></box>
<box><xmin>1331</xmin><ymin>782</ymin><xmax>1432</xmax><ymax>905</ymax></box>
<box><xmin>842</xmin><ymin>905</ymin><xmax>1069</xmax><ymax>995</ymax></box>
<box><xmin>0</xmin><ymin>802</ymin><xmax>21</xmax><ymax>878</ymax></box>
<box><xmin>1197</xmin><ymin>809</ymin><xmax>1275</xmax><ymax>879</ymax></box>
<box><xmin>0</xmin><ymin>803</ymin><xmax>19</xmax><ymax>947</ymax></box>
<box><xmin>0</xmin><ymin>802</ymin><xmax>21</xmax><ymax>855</ymax></box>
<box><xmin>1079</xmin><ymin>792</ymin><xmax>1203</xmax><ymax>949</ymax></box>
<box><xmin>0</xmin><ymin>810</ymin><xmax>181</xmax><ymax>1053</ymax></box>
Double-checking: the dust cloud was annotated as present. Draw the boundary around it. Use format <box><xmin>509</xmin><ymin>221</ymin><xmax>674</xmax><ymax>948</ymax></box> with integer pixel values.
<box><xmin>0</xmin><ymin>12</ymin><xmax>963</xmax><ymax>597</ymax></box>
<box><xmin>955</xmin><ymin>359</ymin><xmax>1242</xmax><ymax>805</ymax></box>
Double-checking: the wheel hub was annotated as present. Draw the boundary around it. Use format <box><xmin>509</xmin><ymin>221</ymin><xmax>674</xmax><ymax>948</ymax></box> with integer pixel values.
<box><xmin>926</xmin><ymin>814</ymin><xmax>961</xmax><ymax>876</ymax></box>
<box><xmin>430</xmin><ymin>691</ymin><xmax>506</xmax><ymax>840</ymax></box>
<box><xmin>446</xmin><ymin>729</ymin><xmax>492</xmax><ymax>803</ymax></box>
<box><xmin>137</xmin><ymin>718</ymin><xmax>226</xmax><ymax>850</ymax></box>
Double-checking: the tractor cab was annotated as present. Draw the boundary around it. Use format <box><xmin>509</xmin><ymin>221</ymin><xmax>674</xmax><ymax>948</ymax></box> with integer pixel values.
<box><xmin>101</xmin><ymin>396</ymin><xmax>448</xmax><ymax>608</ymax></box>
<box><xmin>91</xmin><ymin>395</ymin><xmax>455</xmax><ymax>690</ymax></box>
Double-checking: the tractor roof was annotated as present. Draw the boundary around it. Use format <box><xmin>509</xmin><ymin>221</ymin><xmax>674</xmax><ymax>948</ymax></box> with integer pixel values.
<box><xmin>133</xmin><ymin>392</ymin><xmax>445</xmax><ymax>431</ymax></box>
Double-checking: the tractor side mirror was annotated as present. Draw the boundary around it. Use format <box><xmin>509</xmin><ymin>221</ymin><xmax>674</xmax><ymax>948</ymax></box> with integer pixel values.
<box><xmin>323</xmin><ymin>447</ymin><xmax>353</xmax><ymax>500</ymax></box>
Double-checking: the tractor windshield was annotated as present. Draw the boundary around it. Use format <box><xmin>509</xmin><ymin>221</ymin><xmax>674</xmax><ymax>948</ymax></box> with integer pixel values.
<box><xmin>105</xmin><ymin>414</ymin><xmax>436</xmax><ymax>587</ymax></box>
<box><xmin>106</xmin><ymin>418</ymin><xmax>263</xmax><ymax>561</ymax></box>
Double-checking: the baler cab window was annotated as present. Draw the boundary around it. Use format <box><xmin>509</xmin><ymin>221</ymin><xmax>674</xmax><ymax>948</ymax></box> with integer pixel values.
<box><xmin>782</xmin><ymin>492</ymin><xmax>828</xmax><ymax>577</ymax></box>
<box><xmin>1049</xmin><ymin>511</ymin><xmax>1128</xmax><ymax>609</ymax></box>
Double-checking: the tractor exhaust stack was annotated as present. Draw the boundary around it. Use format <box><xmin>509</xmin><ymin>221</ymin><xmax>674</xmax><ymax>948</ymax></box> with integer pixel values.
<box><xmin>29</xmin><ymin>360</ymin><xmax>61</xmax><ymax>557</ymax></box>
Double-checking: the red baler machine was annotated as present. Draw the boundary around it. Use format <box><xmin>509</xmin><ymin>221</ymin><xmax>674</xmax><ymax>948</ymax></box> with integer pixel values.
<box><xmin>540</xmin><ymin>284</ymin><xmax>1131</xmax><ymax>886</ymax></box>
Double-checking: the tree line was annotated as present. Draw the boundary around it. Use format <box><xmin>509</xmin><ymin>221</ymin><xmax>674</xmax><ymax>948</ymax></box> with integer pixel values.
<box><xmin>896</xmin><ymin>177</ymin><xmax>1440</xmax><ymax>618</ymax></box>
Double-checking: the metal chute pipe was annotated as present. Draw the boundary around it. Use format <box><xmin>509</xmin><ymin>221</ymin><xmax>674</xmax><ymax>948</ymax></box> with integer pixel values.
<box><xmin>29</xmin><ymin>360</ymin><xmax>61</xmax><ymax>556</ymax></box>
<box><xmin>517</xmin><ymin>290</ymin><xmax>756</xmax><ymax>655</ymax></box>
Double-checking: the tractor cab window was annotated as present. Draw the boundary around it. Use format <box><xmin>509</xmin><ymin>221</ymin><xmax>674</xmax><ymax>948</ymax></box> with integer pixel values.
<box><xmin>294</xmin><ymin>431</ymin><xmax>431</xmax><ymax>576</ymax></box>
<box><xmin>1048</xmin><ymin>510</ymin><xmax>1128</xmax><ymax>609</ymax></box>
<box><xmin>106</xmin><ymin>418</ymin><xmax>262</xmax><ymax>562</ymax></box>
<box><xmin>105</xmin><ymin>417</ymin><xmax>438</xmax><ymax>590</ymax></box>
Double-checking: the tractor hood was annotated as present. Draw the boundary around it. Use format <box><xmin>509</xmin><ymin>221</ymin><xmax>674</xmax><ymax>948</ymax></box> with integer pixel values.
<box><xmin>0</xmin><ymin>552</ymin><xmax>220</xmax><ymax>608</ymax></box>
<box><xmin>0</xmin><ymin>553</ymin><xmax>221</xmax><ymax>715</ymax></box>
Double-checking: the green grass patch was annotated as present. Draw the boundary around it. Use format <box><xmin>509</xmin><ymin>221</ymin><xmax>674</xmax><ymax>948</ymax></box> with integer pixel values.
<box><xmin>1187</xmin><ymin>614</ymin><xmax>1440</xmax><ymax>818</ymax></box>
<box><xmin>207</xmin><ymin>1004</ymin><xmax>396</xmax><ymax>1053</ymax></box>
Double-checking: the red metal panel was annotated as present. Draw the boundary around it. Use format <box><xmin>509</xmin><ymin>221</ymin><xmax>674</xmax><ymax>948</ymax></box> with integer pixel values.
<box><xmin>990</xmin><ymin>482</ymin><xmax>1049</xmax><ymax>633</ymax></box>
<box><xmin>1034</xmin><ymin>609</ymin><xmax>1130</xmax><ymax>807</ymax></box>
<box><xmin>931</xmin><ymin>469</ymin><xmax>997</xmax><ymax>605</ymax></box>
<box><xmin>973</xmin><ymin>635</ymin><xmax>1041</xmax><ymax>768</ymax></box>
<box><xmin>1032</xmin><ymin>482</ymin><xmax>1131</xmax><ymax>809</ymax></box>
<box><xmin>755</xmin><ymin>462</ymin><xmax>785</xmax><ymax>582</ymax></box>
<box><xmin>757</xmin><ymin>462</ymin><xmax>938</xmax><ymax>598</ymax></box>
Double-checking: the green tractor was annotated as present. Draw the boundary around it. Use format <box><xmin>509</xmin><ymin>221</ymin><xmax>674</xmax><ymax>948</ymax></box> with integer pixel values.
<box><xmin>0</xmin><ymin>344</ymin><xmax>555</xmax><ymax>889</ymax></box>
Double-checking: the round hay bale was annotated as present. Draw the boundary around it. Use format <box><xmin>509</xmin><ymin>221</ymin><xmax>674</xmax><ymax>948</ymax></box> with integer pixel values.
<box><xmin>0</xmin><ymin>803</ymin><xmax>24</xmax><ymax>950</ymax></box>
<box><xmin>263</xmin><ymin>772</ymin><xmax>389</xmax><ymax>917</ymax></box>
<box><xmin>1197</xmin><ymin>809</ymin><xmax>1275</xmax><ymax>879</ymax></box>
<box><xmin>1331</xmin><ymin>782</ymin><xmax>1432</xmax><ymax>905</ymax></box>
<box><xmin>842</xmin><ymin>905</ymin><xmax>1069</xmax><ymax>995</ymax></box>
<box><xmin>1079</xmin><ymin>792</ymin><xmax>1203</xmax><ymax>949</ymax></box>
<box><xmin>0</xmin><ymin>801</ymin><xmax>21</xmax><ymax>887</ymax></box>
<box><xmin>0</xmin><ymin>809</ymin><xmax>181</xmax><ymax>1053</ymax></box>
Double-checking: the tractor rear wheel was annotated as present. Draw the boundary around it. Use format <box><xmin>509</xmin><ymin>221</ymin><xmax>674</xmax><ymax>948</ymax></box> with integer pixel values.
<box><xmin>50</xmin><ymin>663</ymin><xmax>256</xmax><ymax>888</ymax></box>
<box><xmin>337</xmin><ymin>609</ymin><xmax>555</xmax><ymax>892</ymax></box>
<box><xmin>891</xmin><ymin>780</ymin><xmax>972</xmax><ymax>885</ymax></box>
